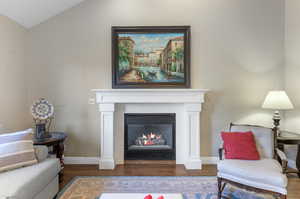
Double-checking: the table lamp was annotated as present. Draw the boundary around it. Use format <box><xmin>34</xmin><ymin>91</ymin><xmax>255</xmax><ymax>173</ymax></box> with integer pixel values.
<box><xmin>262</xmin><ymin>90</ymin><xmax>294</xmax><ymax>136</ymax></box>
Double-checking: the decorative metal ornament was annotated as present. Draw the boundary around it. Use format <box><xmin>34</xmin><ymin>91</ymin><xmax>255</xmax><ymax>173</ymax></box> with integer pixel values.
<box><xmin>31</xmin><ymin>98</ymin><xmax>54</xmax><ymax>120</ymax></box>
<box><xmin>31</xmin><ymin>98</ymin><xmax>54</xmax><ymax>140</ymax></box>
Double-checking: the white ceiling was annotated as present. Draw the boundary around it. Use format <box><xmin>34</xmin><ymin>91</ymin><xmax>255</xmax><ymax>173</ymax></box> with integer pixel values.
<box><xmin>0</xmin><ymin>0</ymin><xmax>87</xmax><ymax>28</ymax></box>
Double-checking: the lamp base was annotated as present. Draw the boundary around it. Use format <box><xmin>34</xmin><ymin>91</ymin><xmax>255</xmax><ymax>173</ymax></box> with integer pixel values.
<box><xmin>273</xmin><ymin>110</ymin><xmax>281</xmax><ymax>137</ymax></box>
<box><xmin>35</xmin><ymin>123</ymin><xmax>51</xmax><ymax>140</ymax></box>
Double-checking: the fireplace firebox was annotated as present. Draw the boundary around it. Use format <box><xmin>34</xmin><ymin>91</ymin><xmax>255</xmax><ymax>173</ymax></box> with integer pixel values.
<box><xmin>124</xmin><ymin>114</ymin><xmax>176</xmax><ymax>160</ymax></box>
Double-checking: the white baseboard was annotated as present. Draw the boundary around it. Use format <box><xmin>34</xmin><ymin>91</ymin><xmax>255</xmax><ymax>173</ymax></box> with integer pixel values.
<box><xmin>201</xmin><ymin>156</ymin><xmax>219</xmax><ymax>164</ymax></box>
<box><xmin>64</xmin><ymin>156</ymin><xmax>99</xmax><ymax>165</ymax></box>
<box><xmin>64</xmin><ymin>156</ymin><xmax>296</xmax><ymax>168</ymax></box>
<box><xmin>64</xmin><ymin>156</ymin><xmax>219</xmax><ymax>165</ymax></box>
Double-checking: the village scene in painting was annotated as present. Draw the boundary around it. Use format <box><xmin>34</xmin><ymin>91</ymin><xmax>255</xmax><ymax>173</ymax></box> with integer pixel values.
<box><xmin>117</xmin><ymin>33</ymin><xmax>185</xmax><ymax>83</ymax></box>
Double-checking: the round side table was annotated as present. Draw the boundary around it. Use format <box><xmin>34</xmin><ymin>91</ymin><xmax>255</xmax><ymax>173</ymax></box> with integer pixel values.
<box><xmin>33</xmin><ymin>132</ymin><xmax>67</xmax><ymax>181</ymax></box>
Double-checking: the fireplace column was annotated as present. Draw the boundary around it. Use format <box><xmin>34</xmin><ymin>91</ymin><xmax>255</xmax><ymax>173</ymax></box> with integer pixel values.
<box><xmin>99</xmin><ymin>103</ymin><xmax>115</xmax><ymax>169</ymax></box>
<box><xmin>184</xmin><ymin>103</ymin><xmax>202</xmax><ymax>170</ymax></box>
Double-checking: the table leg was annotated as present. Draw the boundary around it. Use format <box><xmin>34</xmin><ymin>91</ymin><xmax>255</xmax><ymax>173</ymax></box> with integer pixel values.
<box><xmin>297</xmin><ymin>145</ymin><xmax>300</xmax><ymax>178</ymax></box>
<box><xmin>55</xmin><ymin>142</ymin><xmax>65</xmax><ymax>182</ymax></box>
<box><xmin>56</xmin><ymin>141</ymin><xmax>65</xmax><ymax>166</ymax></box>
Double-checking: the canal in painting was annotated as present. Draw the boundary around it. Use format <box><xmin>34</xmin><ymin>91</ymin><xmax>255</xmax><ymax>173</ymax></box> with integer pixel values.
<box><xmin>134</xmin><ymin>66</ymin><xmax>184</xmax><ymax>83</ymax></box>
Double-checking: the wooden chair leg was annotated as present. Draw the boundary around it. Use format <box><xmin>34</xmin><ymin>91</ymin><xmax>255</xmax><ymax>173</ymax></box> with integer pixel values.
<box><xmin>217</xmin><ymin>177</ymin><xmax>222</xmax><ymax>199</ymax></box>
<box><xmin>218</xmin><ymin>177</ymin><xmax>286</xmax><ymax>199</ymax></box>
<box><xmin>279</xmin><ymin>194</ymin><xmax>287</xmax><ymax>199</ymax></box>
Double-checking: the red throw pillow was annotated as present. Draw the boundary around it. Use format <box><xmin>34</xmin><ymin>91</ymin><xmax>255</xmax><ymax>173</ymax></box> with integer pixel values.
<box><xmin>221</xmin><ymin>131</ymin><xmax>260</xmax><ymax>160</ymax></box>
<box><xmin>144</xmin><ymin>194</ymin><xmax>152</xmax><ymax>199</ymax></box>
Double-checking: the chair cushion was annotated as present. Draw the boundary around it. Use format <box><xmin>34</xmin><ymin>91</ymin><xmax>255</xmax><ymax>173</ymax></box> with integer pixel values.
<box><xmin>218</xmin><ymin>159</ymin><xmax>287</xmax><ymax>188</ymax></box>
<box><xmin>0</xmin><ymin>129</ymin><xmax>37</xmax><ymax>172</ymax></box>
<box><xmin>221</xmin><ymin>131</ymin><xmax>260</xmax><ymax>160</ymax></box>
<box><xmin>0</xmin><ymin>158</ymin><xmax>60</xmax><ymax>199</ymax></box>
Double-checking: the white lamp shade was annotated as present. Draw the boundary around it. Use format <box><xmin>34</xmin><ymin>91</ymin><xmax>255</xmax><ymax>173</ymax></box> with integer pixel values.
<box><xmin>262</xmin><ymin>91</ymin><xmax>294</xmax><ymax>110</ymax></box>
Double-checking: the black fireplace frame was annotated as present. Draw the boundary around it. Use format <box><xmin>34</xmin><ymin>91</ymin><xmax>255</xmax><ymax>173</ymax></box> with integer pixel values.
<box><xmin>124</xmin><ymin>113</ymin><xmax>176</xmax><ymax>160</ymax></box>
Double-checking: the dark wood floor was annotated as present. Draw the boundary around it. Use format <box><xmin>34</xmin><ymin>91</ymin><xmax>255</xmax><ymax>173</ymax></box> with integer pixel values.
<box><xmin>61</xmin><ymin>163</ymin><xmax>300</xmax><ymax>199</ymax></box>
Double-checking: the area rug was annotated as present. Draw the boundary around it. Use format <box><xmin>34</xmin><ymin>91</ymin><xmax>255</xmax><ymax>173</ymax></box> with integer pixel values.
<box><xmin>57</xmin><ymin>176</ymin><xmax>276</xmax><ymax>199</ymax></box>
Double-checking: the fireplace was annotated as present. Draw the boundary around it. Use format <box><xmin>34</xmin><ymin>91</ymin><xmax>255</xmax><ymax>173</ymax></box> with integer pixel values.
<box><xmin>94</xmin><ymin>89</ymin><xmax>207</xmax><ymax>169</ymax></box>
<box><xmin>124</xmin><ymin>113</ymin><xmax>176</xmax><ymax>160</ymax></box>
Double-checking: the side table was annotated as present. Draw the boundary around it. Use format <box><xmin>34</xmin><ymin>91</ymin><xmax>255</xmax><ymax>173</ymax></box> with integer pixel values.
<box><xmin>277</xmin><ymin>130</ymin><xmax>300</xmax><ymax>177</ymax></box>
<box><xmin>33</xmin><ymin>132</ymin><xmax>67</xmax><ymax>181</ymax></box>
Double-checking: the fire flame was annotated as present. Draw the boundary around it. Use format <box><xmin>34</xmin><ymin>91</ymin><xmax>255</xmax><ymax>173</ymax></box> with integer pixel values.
<box><xmin>141</xmin><ymin>132</ymin><xmax>162</xmax><ymax>145</ymax></box>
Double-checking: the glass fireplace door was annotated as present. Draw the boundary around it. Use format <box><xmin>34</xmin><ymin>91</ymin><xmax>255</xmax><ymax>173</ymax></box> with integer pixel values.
<box><xmin>124</xmin><ymin>114</ymin><xmax>175</xmax><ymax>160</ymax></box>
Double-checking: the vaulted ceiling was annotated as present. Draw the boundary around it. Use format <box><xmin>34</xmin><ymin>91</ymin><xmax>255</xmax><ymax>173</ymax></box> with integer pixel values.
<box><xmin>0</xmin><ymin>0</ymin><xmax>87</xmax><ymax>28</ymax></box>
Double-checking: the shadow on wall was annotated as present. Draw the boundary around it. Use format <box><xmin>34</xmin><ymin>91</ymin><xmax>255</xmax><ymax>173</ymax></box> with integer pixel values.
<box><xmin>200</xmin><ymin>91</ymin><xmax>220</xmax><ymax>156</ymax></box>
<box><xmin>284</xmin><ymin>109</ymin><xmax>300</xmax><ymax>133</ymax></box>
<box><xmin>200</xmin><ymin>90</ymin><xmax>275</xmax><ymax>156</ymax></box>
<box><xmin>234</xmin><ymin>111</ymin><xmax>274</xmax><ymax>128</ymax></box>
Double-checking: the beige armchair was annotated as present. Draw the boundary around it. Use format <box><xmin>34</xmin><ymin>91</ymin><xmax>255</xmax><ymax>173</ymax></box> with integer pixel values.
<box><xmin>217</xmin><ymin>123</ymin><xmax>288</xmax><ymax>199</ymax></box>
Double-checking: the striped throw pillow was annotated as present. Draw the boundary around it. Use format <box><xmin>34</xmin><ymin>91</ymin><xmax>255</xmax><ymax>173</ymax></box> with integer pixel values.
<box><xmin>0</xmin><ymin>129</ymin><xmax>38</xmax><ymax>172</ymax></box>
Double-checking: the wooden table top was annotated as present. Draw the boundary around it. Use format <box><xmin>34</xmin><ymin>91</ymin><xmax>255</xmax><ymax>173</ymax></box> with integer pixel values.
<box><xmin>33</xmin><ymin>132</ymin><xmax>67</xmax><ymax>145</ymax></box>
<box><xmin>278</xmin><ymin>131</ymin><xmax>300</xmax><ymax>144</ymax></box>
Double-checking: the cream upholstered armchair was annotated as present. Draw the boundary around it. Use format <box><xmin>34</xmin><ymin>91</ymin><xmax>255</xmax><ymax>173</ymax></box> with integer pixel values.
<box><xmin>217</xmin><ymin>123</ymin><xmax>288</xmax><ymax>199</ymax></box>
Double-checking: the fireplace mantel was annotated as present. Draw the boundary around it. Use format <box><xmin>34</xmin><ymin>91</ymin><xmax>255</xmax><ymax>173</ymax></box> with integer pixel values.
<box><xmin>92</xmin><ymin>89</ymin><xmax>209</xmax><ymax>170</ymax></box>
<box><xmin>92</xmin><ymin>89</ymin><xmax>208</xmax><ymax>104</ymax></box>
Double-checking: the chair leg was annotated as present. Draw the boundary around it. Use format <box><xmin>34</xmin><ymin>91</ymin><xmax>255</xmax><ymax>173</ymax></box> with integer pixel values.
<box><xmin>217</xmin><ymin>177</ymin><xmax>222</xmax><ymax>199</ymax></box>
<box><xmin>279</xmin><ymin>195</ymin><xmax>287</xmax><ymax>199</ymax></box>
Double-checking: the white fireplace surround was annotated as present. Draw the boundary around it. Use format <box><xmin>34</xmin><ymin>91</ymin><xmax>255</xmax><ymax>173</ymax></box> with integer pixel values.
<box><xmin>93</xmin><ymin>89</ymin><xmax>208</xmax><ymax>170</ymax></box>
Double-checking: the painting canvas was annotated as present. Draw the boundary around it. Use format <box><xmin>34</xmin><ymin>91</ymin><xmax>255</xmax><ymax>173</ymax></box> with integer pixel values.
<box><xmin>112</xmin><ymin>26</ymin><xmax>190</xmax><ymax>88</ymax></box>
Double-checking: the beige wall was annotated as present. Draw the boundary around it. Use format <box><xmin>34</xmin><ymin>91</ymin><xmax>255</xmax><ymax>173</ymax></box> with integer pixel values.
<box><xmin>284</xmin><ymin>0</ymin><xmax>300</xmax><ymax>133</ymax></box>
<box><xmin>27</xmin><ymin>0</ymin><xmax>285</xmax><ymax>157</ymax></box>
<box><xmin>0</xmin><ymin>16</ymin><xmax>30</xmax><ymax>132</ymax></box>
<box><xmin>283</xmin><ymin>0</ymin><xmax>300</xmax><ymax>168</ymax></box>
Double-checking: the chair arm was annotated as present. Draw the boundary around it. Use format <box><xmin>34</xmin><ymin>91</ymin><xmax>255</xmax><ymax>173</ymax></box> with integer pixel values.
<box><xmin>276</xmin><ymin>148</ymin><xmax>288</xmax><ymax>174</ymax></box>
<box><xmin>219</xmin><ymin>148</ymin><xmax>224</xmax><ymax>160</ymax></box>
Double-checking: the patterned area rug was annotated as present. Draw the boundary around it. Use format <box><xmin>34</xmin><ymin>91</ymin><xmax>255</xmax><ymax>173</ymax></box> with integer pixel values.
<box><xmin>57</xmin><ymin>176</ymin><xmax>276</xmax><ymax>199</ymax></box>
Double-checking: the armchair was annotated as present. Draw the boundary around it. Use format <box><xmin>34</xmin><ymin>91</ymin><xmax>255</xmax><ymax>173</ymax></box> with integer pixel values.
<box><xmin>217</xmin><ymin>123</ymin><xmax>288</xmax><ymax>199</ymax></box>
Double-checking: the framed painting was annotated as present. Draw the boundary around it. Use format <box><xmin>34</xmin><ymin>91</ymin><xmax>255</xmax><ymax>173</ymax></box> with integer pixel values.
<box><xmin>112</xmin><ymin>26</ymin><xmax>191</xmax><ymax>88</ymax></box>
